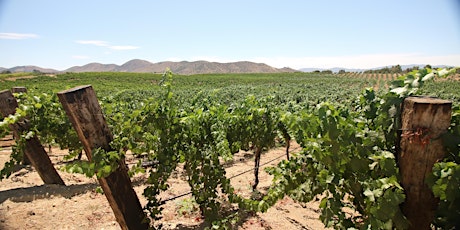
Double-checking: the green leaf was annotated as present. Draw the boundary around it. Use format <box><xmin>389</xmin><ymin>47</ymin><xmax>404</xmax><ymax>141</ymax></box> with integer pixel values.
<box><xmin>390</xmin><ymin>86</ymin><xmax>408</xmax><ymax>96</ymax></box>
<box><xmin>422</xmin><ymin>72</ymin><xmax>435</xmax><ymax>81</ymax></box>
<box><xmin>364</xmin><ymin>188</ymin><xmax>375</xmax><ymax>202</ymax></box>
<box><xmin>98</xmin><ymin>165</ymin><xmax>113</xmax><ymax>178</ymax></box>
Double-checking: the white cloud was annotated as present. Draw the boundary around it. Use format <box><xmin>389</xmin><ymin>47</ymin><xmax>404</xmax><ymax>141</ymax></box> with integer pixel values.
<box><xmin>109</xmin><ymin>45</ymin><xmax>139</xmax><ymax>50</ymax></box>
<box><xmin>76</xmin><ymin>40</ymin><xmax>109</xmax><ymax>46</ymax></box>
<box><xmin>0</xmin><ymin>33</ymin><xmax>39</xmax><ymax>39</ymax></box>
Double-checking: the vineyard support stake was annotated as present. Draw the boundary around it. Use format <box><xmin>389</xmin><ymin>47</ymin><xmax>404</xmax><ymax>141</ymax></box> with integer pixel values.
<box><xmin>0</xmin><ymin>89</ymin><xmax>65</xmax><ymax>185</ymax></box>
<box><xmin>398</xmin><ymin>96</ymin><xmax>452</xmax><ymax>230</ymax></box>
<box><xmin>57</xmin><ymin>85</ymin><xmax>148</xmax><ymax>230</ymax></box>
<box><xmin>252</xmin><ymin>147</ymin><xmax>262</xmax><ymax>190</ymax></box>
<box><xmin>11</xmin><ymin>87</ymin><xmax>27</xmax><ymax>94</ymax></box>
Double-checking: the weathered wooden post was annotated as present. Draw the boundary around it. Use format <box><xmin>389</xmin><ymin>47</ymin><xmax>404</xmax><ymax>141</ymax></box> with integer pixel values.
<box><xmin>0</xmin><ymin>90</ymin><xmax>65</xmax><ymax>185</ymax></box>
<box><xmin>57</xmin><ymin>85</ymin><xmax>149</xmax><ymax>230</ymax></box>
<box><xmin>11</xmin><ymin>86</ymin><xmax>31</xmax><ymax>165</ymax></box>
<box><xmin>398</xmin><ymin>96</ymin><xmax>452</xmax><ymax>229</ymax></box>
<box><xmin>11</xmin><ymin>87</ymin><xmax>27</xmax><ymax>94</ymax></box>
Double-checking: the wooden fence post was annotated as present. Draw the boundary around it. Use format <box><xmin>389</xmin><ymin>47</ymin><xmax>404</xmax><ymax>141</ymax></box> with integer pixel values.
<box><xmin>57</xmin><ymin>85</ymin><xmax>149</xmax><ymax>230</ymax></box>
<box><xmin>398</xmin><ymin>96</ymin><xmax>452</xmax><ymax>229</ymax></box>
<box><xmin>0</xmin><ymin>89</ymin><xmax>65</xmax><ymax>185</ymax></box>
<box><xmin>11</xmin><ymin>87</ymin><xmax>27</xmax><ymax>94</ymax></box>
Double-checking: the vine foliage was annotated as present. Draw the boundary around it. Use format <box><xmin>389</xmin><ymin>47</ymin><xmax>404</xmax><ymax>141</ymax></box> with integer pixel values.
<box><xmin>1</xmin><ymin>68</ymin><xmax>459</xmax><ymax>229</ymax></box>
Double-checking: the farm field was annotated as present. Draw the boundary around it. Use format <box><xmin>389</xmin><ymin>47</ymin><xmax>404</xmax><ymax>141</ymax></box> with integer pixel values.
<box><xmin>0</xmin><ymin>139</ymin><xmax>327</xmax><ymax>230</ymax></box>
<box><xmin>1</xmin><ymin>71</ymin><xmax>458</xmax><ymax>104</ymax></box>
<box><xmin>1</xmin><ymin>69</ymin><xmax>460</xmax><ymax>229</ymax></box>
<box><xmin>0</xmin><ymin>72</ymin><xmax>375</xmax><ymax>105</ymax></box>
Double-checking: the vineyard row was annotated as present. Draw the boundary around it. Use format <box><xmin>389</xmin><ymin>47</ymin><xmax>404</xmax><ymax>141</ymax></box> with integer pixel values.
<box><xmin>1</xmin><ymin>68</ymin><xmax>459</xmax><ymax>229</ymax></box>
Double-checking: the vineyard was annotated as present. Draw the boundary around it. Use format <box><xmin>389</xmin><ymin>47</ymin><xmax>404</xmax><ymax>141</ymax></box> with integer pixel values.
<box><xmin>1</xmin><ymin>69</ymin><xmax>460</xmax><ymax>229</ymax></box>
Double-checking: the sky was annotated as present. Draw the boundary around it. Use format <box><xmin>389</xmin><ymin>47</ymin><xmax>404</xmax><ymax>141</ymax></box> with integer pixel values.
<box><xmin>0</xmin><ymin>0</ymin><xmax>459</xmax><ymax>70</ymax></box>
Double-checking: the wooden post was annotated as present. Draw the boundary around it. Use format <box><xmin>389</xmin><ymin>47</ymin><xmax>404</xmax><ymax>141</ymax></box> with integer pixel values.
<box><xmin>10</xmin><ymin>86</ymin><xmax>31</xmax><ymax>165</ymax></box>
<box><xmin>57</xmin><ymin>85</ymin><xmax>149</xmax><ymax>230</ymax></box>
<box><xmin>398</xmin><ymin>96</ymin><xmax>452</xmax><ymax>229</ymax></box>
<box><xmin>0</xmin><ymin>90</ymin><xmax>65</xmax><ymax>185</ymax></box>
<box><xmin>11</xmin><ymin>87</ymin><xmax>27</xmax><ymax>94</ymax></box>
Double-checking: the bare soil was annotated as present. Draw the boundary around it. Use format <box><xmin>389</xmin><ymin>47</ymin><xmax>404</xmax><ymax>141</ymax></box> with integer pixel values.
<box><xmin>0</xmin><ymin>138</ymin><xmax>327</xmax><ymax>230</ymax></box>
<box><xmin>4</xmin><ymin>75</ymin><xmax>38</xmax><ymax>81</ymax></box>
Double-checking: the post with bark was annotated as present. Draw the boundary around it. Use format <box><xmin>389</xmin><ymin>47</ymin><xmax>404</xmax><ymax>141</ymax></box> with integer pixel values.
<box><xmin>57</xmin><ymin>85</ymin><xmax>149</xmax><ymax>230</ymax></box>
<box><xmin>11</xmin><ymin>87</ymin><xmax>27</xmax><ymax>94</ymax></box>
<box><xmin>0</xmin><ymin>89</ymin><xmax>65</xmax><ymax>185</ymax></box>
<box><xmin>398</xmin><ymin>96</ymin><xmax>452</xmax><ymax>229</ymax></box>
<box><xmin>252</xmin><ymin>147</ymin><xmax>262</xmax><ymax>190</ymax></box>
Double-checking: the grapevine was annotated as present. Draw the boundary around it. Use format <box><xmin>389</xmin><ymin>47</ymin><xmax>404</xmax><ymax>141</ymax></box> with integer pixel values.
<box><xmin>0</xmin><ymin>91</ymin><xmax>81</xmax><ymax>180</ymax></box>
<box><xmin>1</xmin><ymin>68</ymin><xmax>459</xmax><ymax>229</ymax></box>
<box><xmin>251</xmin><ymin>67</ymin><xmax>459</xmax><ymax>229</ymax></box>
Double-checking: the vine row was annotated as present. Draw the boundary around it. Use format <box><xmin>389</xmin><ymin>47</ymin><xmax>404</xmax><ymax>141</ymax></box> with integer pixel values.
<box><xmin>1</xmin><ymin>68</ymin><xmax>459</xmax><ymax>229</ymax></box>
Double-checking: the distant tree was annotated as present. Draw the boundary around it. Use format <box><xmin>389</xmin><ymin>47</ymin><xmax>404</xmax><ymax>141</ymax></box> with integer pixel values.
<box><xmin>338</xmin><ymin>69</ymin><xmax>346</xmax><ymax>74</ymax></box>
<box><xmin>321</xmin><ymin>70</ymin><xmax>333</xmax><ymax>74</ymax></box>
<box><xmin>364</xmin><ymin>69</ymin><xmax>373</xmax><ymax>74</ymax></box>
<box><xmin>373</xmin><ymin>67</ymin><xmax>387</xmax><ymax>74</ymax></box>
<box><xmin>314</xmin><ymin>70</ymin><xmax>321</xmax><ymax>73</ymax></box>
<box><xmin>1</xmin><ymin>70</ymin><xmax>12</xmax><ymax>74</ymax></box>
<box><xmin>390</xmin><ymin>65</ymin><xmax>402</xmax><ymax>73</ymax></box>
<box><xmin>405</xmin><ymin>66</ymin><xmax>419</xmax><ymax>73</ymax></box>
<box><xmin>32</xmin><ymin>69</ymin><xmax>43</xmax><ymax>75</ymax></box>
<box><xmin>424</xmin><ymin>64</ymin><xmax>432</xmax><ymax>69</ymax></box>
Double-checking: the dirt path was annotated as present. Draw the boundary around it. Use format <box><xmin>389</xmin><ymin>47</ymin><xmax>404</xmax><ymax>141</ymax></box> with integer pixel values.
<box><xmin>0</xmin><ymin>140</ymin><xmax>327</xmax><ymax>230</ymax></box>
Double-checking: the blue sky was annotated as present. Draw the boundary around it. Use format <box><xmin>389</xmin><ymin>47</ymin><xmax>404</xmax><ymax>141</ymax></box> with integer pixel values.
<box><xmin>1</xmin><ymin>0</ymin><xmax>459</xmax><ymax>70</ymax></box>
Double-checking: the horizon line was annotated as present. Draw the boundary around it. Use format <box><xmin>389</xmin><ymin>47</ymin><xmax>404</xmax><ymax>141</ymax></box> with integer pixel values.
<box><xmin>2</xmin><ymin>57</ymin><xmax>459</xmax><ymax>72</ymax></box>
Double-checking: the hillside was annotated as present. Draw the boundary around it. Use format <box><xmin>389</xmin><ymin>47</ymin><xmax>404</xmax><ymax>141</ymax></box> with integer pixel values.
<box><xmin>3</xmin><ymin>61</ymin><xmax>454</xmax><ymax>75</ymax></box>
<box><xmin>65</xmin><ymin>63</ymin><xmax>119</xmax><ymax>72</ymax></box>
<box><xmin>1</xmin><ymin>60</ymin><xmax>298</xmax><ymax>75</ymax></box>
<box><xmin>66</xmin><ymin>59</ymin><xmax>298</xmax><ymax>74</ymax></box>
<box><xmin>4</xmin><ymin>65</ymin><xmax>59</xmax><ymax>73</ymax></box>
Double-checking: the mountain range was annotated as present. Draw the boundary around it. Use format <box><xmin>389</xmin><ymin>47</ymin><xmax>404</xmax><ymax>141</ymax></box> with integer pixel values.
<box><xmin>1</xmin><ymin>59</ymin><xmax>297</xmax><ymax>75</ymax></box>
<box><xmin>1</xmin><ymin>60</ymin><xmax>453</xmax><ymax>75</ymax></box>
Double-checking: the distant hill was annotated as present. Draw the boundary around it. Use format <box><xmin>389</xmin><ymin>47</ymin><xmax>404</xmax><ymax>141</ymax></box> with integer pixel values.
<box><xmin>1</xmin><ymin>59</ymin><xmax>298</xmax><ymax>74</ymax></box>
<box><xmin>65</xmin><ymin>63</ymin><xmax>119</xmax><ymax>72</ymax></box>
<box><xmin>4</xmin><ymin>65</ymin><xmax>59</xmax><ymax>73</ymax></box>
<box><xmin>2</xmin><ymin>61</ymin><xmax>454</xmax><ymax>75</ymax></box>
<box><xmin>159</xmin><ymin>60</ymin><xmax>296</xmax><ymax>74</ymax></box>
<box><xmin>118</xmin><ymin>59</ymin><xmax>176</xmax><ymax>73</ymax></box>
<box><xmin>64</xmin><ymin>59</ymin><xmax>298</xmax><ymax>74</ymax></box>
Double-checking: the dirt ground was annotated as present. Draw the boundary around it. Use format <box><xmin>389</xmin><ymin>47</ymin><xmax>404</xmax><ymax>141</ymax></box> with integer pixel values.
<box><xmin>0</xmin><ymin>136</ymin><xmax>327</xmax><ymax>230</ymax></box>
